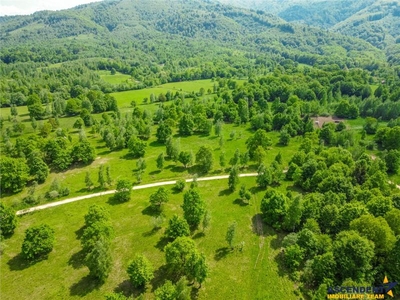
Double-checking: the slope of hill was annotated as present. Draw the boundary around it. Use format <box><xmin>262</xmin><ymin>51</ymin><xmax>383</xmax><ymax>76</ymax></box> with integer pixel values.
<box><xmin>0</xmin><ymin>0</ymin><xmax>384</xmax><ymax>68</ymax></box>
<box><xmin>333</xmin><ymin>0</ymin><xmax>400</xmax><ymax>64</ymax></box>
<box><xmin>218</xmin><ymin>0</ymin><xmax>400</xmax><ymax>64</ymax></box>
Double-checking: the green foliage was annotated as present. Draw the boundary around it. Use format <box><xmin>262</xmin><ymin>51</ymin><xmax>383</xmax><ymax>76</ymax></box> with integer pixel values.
<box><xmin>165</xmin><ymin>215</ymin><xmax>190</xmax><ymax>240</ymax></box>
<box><xmin>385</xmin><ymin>209</ymin><xmax>400</xmax><ymax>236</ymax></box>
<box><xmin>21</xmin><ymin>224</ymin><xmax>55</xmax><ymax>260</ymax></box>
<box><xmin>84</xmin><ymin>205</ymin><xmax>110</xmax><ymax>228</ymax></box>
<box><xmin>127</xmin><ymin>254</ymin><xmax>154</xmax><ymax>288</ymax></box>
<box><xmin>174</xmin><ymin>179</ymin><xmax>186</xmax><ymax>192</ymax></box>
<box><xmin>104</xmin><ymin>293</ymin><xmax>128</xmax><ymax>300</ymax></box>
<box><xmin>0</xmin><ymin>156</ymin><xmax>29</xmax><ymax>193</ymax></box>
<box><xmin>155</xmin><ymin>280</ymin><xmax>177</xmax><ymax>300</ymax></box>
<box><xmin>225</xmin><ymin>221</ymin><xmax>237</xmax><ymax>249</ymax></box>
<box><xmin>114</xmin><ymin>179</ymin><xmax>132</xmax><ymax>203</ymax></box>
<box><xmin>165</xmin><ymin>237</ymin><xmax>196</xmax><ymax>275</ymax></box>
<box><xmin>178</xmin><ymin>151</ymin><xmax>193</xmax><ymax>168</ymax></box>
<box><xmin>350</xmin><ymin>214</ymin><xmax>396</xmax><ymax>255</ymax></box>
<box><xmin>228</xmin><ymin>165</ymin><xmax>240</xmax><ymax>191</ymax></box>
<box><xmin>150</xmin><ymin>187</ymin><xmax>169</xmax><ymax>211</ymax></box>
<box><xmin>195</xmin><ymin>146</ymin><xmax>213</xmax><ymax>173</ymax></box>
<box><xmin>246</xmin><ymin>129</ymin><xmax>272</xmax><ymax>159</ymax></box>
<box><xmin>156</xmin><ymin>152</ymin><xmax>165</xmax><ymax>170</ymax></box>
<box><xmin>128</xmin><ymin>135</ymin><xmax>146</xmax><ymax>158</ymax></box>
<box><xmin>182</xmin><ymin>189</ymin><xmax>206</xmax><ymax>228</ymax></box>
<box><xmin>284</xmin><ymin>244</ymin><xmax>303</xmax><ymax>271</ymax></box>
<box><xmin>71</xmin><ymin>140</ymin><xmax>96</xmax><ymax>164</ymax></box>
<box><xmin>85</xmin><ymin>239</ymin><xmax>112</xmax><ymax>282</ymax></box>
<box><xmin>0</xmin><ymin>203</ymin><xmax>17</xmax><ymax>238</ymax></box>
<box><xmin>81</xmin><ymin>221</ymin><xmax>114</xmax><ymax>254</ymax></box>
<box><xmin>332</xmin><ymin>230</ymin><xmax>374</xmax><ymax>282</ymax></box>
<box><xmin>261</xmin><ymin>189</ymin><xmax>288</xmax><ymax>230</ymax></box>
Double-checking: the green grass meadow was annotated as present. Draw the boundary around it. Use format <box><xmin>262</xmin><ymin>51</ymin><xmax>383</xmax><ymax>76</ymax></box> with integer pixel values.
<box><xmin>1</xmin><ymin>178</ymin><xmax>298</xmax><ymax>300</ymax></box>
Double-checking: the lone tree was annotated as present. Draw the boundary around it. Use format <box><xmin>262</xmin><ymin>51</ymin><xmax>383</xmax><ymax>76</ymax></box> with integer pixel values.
<box><xmin>127</xmin><ymin>254</ymin><xmax>154</xmax><ymax>288</ymax></box>
<box><xmin>182</xmin><ymin>189</ymin><xmax>206</xmax><ymax>229</ymax></box>
<box><xmin>149</xmin><ymin>187</ymin><xmax>169</xmax><ymax>212</ymax></box>
<box><xmin>0</xmin><ymin>203</ymin><xmax>17</xmax><ymax>238</ymax></box>
<box><xmin>84</xmin><ymin>205</ymin><xmax>110</xmax><ymax>228</ymax></box>
<box><xmin>21</xmin><ymin>224</ymin><xmax>55</xmax><ymax>260</ymax></box>
<box><xmin>225</xmin><ymin>222</ymin><xmax>237</xmax><ymax>249</ymax></box>
<box><xmin>85</xmin><ymin>239</ymin><xmax>112</xmax><ymax>282</ymax></box>
<box><xmin>114</xmin><ymin>179</ymin><xmax>132</xmax><ymax>202</ymax></box>
<box><xmin>98</xmin><ymin>165</ymin><xmax>106</xmax><ymax>188</ymax></box>
<box><xmin>178</xmin><ymin>151</ymin><xmax>193</xmax><ymax>169</ymax></box>
<box><xmin>239</xmin><ymin>185</ymin><xmax>251</xmax><ymax>204</ymax></box>
<box><xmin>85</xmin><ymin>171</ymin><xmax>93</xmax><ymax>191</ymax></box>
<box><xmin>165</xmin><ymin>236</ymin><xmax>208</xmax><ymax>286</ymax></box>
<box><xmin>165</xmin><ymin>215</ymin><xmax>190</xmax><ymax>240</ymax></box>
<box><xmin>156</xmin><ymin>152</ymin><xmax>164</xmax><ymax>170</ymax></box>
<box><xmin>228</xmin><ymin>165</ymin><xmax>240</xmax><ymax>191</ymax></box>
<box><xmin>195</xmin><ymin>146</ymin><xmax>213</xmax><ymax>173</ymax></box>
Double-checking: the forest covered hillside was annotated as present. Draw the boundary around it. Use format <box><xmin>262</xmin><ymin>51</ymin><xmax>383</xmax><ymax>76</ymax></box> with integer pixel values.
<box><xmin>0</xmin><ymin>0</ymin><xmax>386</xmax><ymax>67</ymax></box>
<box><xmin>220</xmin><ymin>0</ymin><xmax>400</xmax><ymax>64</ymax></box>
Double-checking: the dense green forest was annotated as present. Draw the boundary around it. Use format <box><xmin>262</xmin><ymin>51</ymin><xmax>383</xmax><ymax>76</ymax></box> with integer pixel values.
<box><xmin>0</xmin><ymin>0</ymin><xmax>399</xmax><ymax>299</ymax></box>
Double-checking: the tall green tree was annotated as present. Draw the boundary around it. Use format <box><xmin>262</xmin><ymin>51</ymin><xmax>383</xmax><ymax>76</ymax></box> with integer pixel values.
<box><xmin>0</xmin><ymin>156</ymin><xmax>29</xmax><ymax>193</ymax></box>
<box><xmin>21</xmin><ymin>224</ymin><xmax>55</xmax><ymax>260</ymax></box>
<box><xmin>225</xmin><ymin>221</ymin><xmax>237</xmax><ymax>249</ymax></box>
<box><xmin>165</xmin><ymin>215</ymin><xmax>190</xmax><ymax>240</ymax></box>
<box><xmin>127</xmin><ymin>254</ymin><xmax>154</xmax><ymax>288</ymax></box>
<box><xmin>114</xmin><ymin>179</ymin><xmax>132</xmax><ymax>203</ymax></box>
<box><xmin>0</xmin><ymin>203</ymin><xmax>17</xmax><ymax>238</ymax></box>
<box><xmin>195</xmin><ymin>146</ymin><xmax>213</xmax><ymax>173</ymax></box>
<box><xmin>261</xmin><ymin>189</ymin><xmax>288</xmax><ymax>230</ymax></box>
<box><xmin>182</xmin><ymin>189</ymin><xmax>206</xmax><ymax>228</ymax></box>
<box><xmin>85</xmin><ymin>239</ymin><xmax>112</xmax><ymax>283</ymax></box>
<box><xmin>332</xmin><ymin>230</ymin><xmax>374</xmax><ymax>282</ymax></box>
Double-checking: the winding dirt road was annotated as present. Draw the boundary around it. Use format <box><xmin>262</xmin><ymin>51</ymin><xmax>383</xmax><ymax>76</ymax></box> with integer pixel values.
<box><xmin>16</xmin><ymin>173</ymin><xmax>258</xmax><ymax>216</ymax></box>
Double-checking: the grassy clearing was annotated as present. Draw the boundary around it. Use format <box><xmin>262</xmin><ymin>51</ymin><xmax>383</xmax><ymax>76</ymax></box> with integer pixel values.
<box><xmin>97</xmin><ymin>71</ymin><xmax>133</xmax><ymax>85</ymax></box>
<box><xmin>0</xmin><ymin>178</ymin><xmax>298</xmax><ymax>300</ymax></box>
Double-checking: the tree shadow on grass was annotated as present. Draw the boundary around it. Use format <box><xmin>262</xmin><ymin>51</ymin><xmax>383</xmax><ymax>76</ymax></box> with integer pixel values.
<box><xmin>75</xmin><ymin>226</ymin><xmax>85</xmax><ymax>239</ymax></box>
<box><xmin>233</xmin><ymin>198</ymin><xmax>249</xmax><ymax>206</ymax></box>
<box><xmin>273</xmin><ymin>249</ymin><xmax>289</xmax><ymax>278</ymax></box>
<box><xmin>107</xmin><ymin>195</ymin><xmax>127</xmax><ymax>206</ymax></box>
<box><xmin>214</xmin><ymin>247</ymin><xmax>230</xmax><ymax>261</ymax></box>
<box><xmin>155</xmin><ymin>236</ymin><xmax>170</xmax><ymax>251</ymax></box>
<box><xmin>249</xmin><ymin>186</ymin><xmax>265</xmax><ymax>195</ymax></box>
<box><xmin>191</xmin><ymin>286</ymin><xmax>200</xmax><ymax>299</ymax></box>
<box><xmin>149</xmin><ymin>170</ymin><xmax>161</xmax><ymax>176</ymax></box>
<box><xmin>67</xmin><ymin>250</ymin><xmax>85</xmax><ymax>269</ymax></box>
<box><xmin>114</xmin><ymin>279</ymin><xmax>143</xmax><ymax>299</ymax></box>
<box><xmin>141</xmin><ymin>206</ymin><xmax>161</xmax><ymax>217</ymax></box>
<box><xmin>7</xmin><ymin>254</ymin><xmax>38</xmax><ymax>271</ymax></box>
<box><xmin>192</xmin><ymin>232</ymin><xmax>205</xmax><ymax>239</ymax></box>
<box><xmin>142</xmin><ymin>227</ymin><xmax>161</xmax><ymax>237</ymax></box>
<box><xmin>150</xmin><ymin>265</ymin><xmax>170</xmax><ymax>292</ymax></box>
<box><xmin>269</xmin><ymin>232</ymin><xmax>284</xmax><ymax>250</ymax></box>
<box><xmin>218</xmin><ymin>188</ymin><xmax>232</xmax><ymax>197</ymax></box>
<box><xmin>251</xmin><ymin>214</ymin><xmax>265</xmax><ymax>236</ymax></box>
<box><xmin>69</xmin><ymin>275</ymin><xmax>102</xmax><ymax>297</ymax></box>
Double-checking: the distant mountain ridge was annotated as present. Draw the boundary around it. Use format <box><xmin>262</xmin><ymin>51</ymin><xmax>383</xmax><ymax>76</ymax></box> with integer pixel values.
<box><xmin>218</xmin><ymin>0</ymin><xmax>400</xmax><ymax>63</ymax></box>
<box><xmin>0</xmin><ymin>0</ymin><xmax>388</xmax><ymax>67</ymax></box>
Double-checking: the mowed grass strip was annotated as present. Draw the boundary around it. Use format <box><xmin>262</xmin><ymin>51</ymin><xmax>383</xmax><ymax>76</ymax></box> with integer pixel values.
<box><xmin>1</xmin><ymin>178</ymin><xmax>298</xmax><ymax>300</ymax></box>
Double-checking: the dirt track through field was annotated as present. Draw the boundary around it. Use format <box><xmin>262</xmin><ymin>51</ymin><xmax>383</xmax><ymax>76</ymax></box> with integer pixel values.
<box><xmin>16</xmin><ymin>173</ymin><xmax>258</xmax><ymax>215</ymax></box>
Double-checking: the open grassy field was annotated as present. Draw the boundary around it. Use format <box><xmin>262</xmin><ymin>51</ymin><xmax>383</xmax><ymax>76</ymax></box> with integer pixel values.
<box><xmin>97</xmin><ymin>71</ymin><xmax>134</xmax><ymax>85</ymax></box>
<box><xmin>0</xmin><ymin>177</ymin><xmax>299</xmax><ymax>300</ymax></box>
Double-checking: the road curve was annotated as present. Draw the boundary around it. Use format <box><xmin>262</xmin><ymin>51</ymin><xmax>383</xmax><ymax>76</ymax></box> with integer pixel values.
<box><xmin>16</xmin><ymin>173</ymin><xmax>258</xmax><ymax>216</ymax></box>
